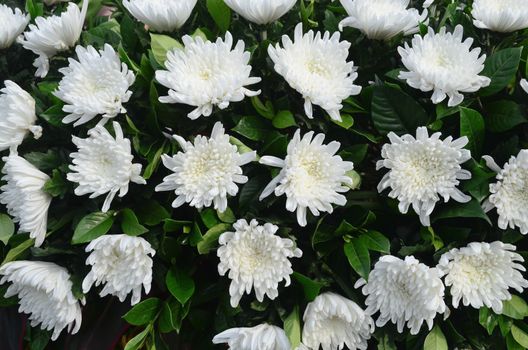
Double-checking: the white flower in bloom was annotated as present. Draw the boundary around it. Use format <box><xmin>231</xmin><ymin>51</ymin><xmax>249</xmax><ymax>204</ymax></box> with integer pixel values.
<box><xmin>18</xmin><ymin>1</ymin><xmax>88</xmax><ymax>78</ymax></box>
<box><xmin>268</xmin><ymin>23</ymin><xmax>361</xmax><ymax>122</ymax></box>
<box><xmin>156</xmin><ymin>33</ymin><xmax>261</xmax><ymax>120</ymax></box>
<box><xmin>398</xmin><ymin>25</ymin><xmax>490</xmax><ymax>107</ymax></box>
<box><xmin>155</xmin><ymin>122</ymin><xmax>256</xmax><ymax>212</ymax></box>
<box><xmin>123</xmin><ymin>0</ymin><xmax>197</xmax><ymax>32</ymax></box>
<box><xmin>0</xmin><ymin>261</ymin><xmax>82</xmax><ymax>341</ymax></box>
<box><xmin>302</xmin><ymin>292</ymin><xmax>374</xmax><ymax>350</ymax></box>
<box><xmin>54</xmin><ymin>44</ymin><xmax>135</xmax><ymax>127</ymax></box>
<box><xmin>67</xmin><ymin>122</ymin><xmax>146</xmax><ymax>213</ymax></box>
<box><xmin>0</xmin><ymin>154</ymin><xmax>51</xmax><ymax>247</ymax></box>
<box><xmin>355</xmin><ymin>255</ymin><xmax>446</xmax><ymax>335</ymax></box>
<box><xmin>0</xmin><ymin>5</ymin><xmax>29</xmax><ymax>49</ymax></box>
<box><xmin>213</xmin><ymin>324</ymin><xmax>291</xmax><ymax>350</ymax></box>
<box><xmin>223</xmin><ymin>0</ymin><xmax>296</xmax><ymax>25</ymax></box>
<box><xmin>0</xmin><ymin>80</ymin><xmax>42</xmax><ymax>152</ymax></box>
<box><xmin>259</xmin><ymin>130</ymin><xmax>354</xmax><ymax>227</ymax></box>
<box><xmin>482</xmin><ymin>151</ymin><xmax>528</xmax><ymax>234</ymax></box>
<box><xmin>472</xmin><ymin>0</ymin><xmax>528</xmax><ymax>33</ymax></box>
<box><xmin>377</xmin><ymin>127</ymin><xmax>472</xmax><ymax>226</ymax></box>
<box><xmin>217</xmin><ymin>219</ymin><xmax>302</xmax><ymax>307</ymax></box>
<box><xmin>338</xmin><ymin>0</ymin><xmax>428</xmax><ymax>40</ymax></box>
<box><xmin>82</xmin><ymin>234</ymin><xmax>155</xmax><ymax>305</ymax></box>
<box><xmin>438</xmin><ymin>242</ymin><xmax>528</xmax><ymax>313</ymax></box>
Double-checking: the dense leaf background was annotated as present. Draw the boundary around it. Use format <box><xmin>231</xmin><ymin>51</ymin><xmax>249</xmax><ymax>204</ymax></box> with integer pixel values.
<box><xmin>1</xmin><ymin>0</ymin><xmax>528</xmax><ymax>349</ymax></box>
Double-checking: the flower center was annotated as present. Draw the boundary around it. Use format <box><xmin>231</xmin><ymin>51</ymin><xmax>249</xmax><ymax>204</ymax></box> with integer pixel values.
<box><xmin>306</xmin><ymin>59</ymin><xmax>330</xmax><ymax>76</ymax></box>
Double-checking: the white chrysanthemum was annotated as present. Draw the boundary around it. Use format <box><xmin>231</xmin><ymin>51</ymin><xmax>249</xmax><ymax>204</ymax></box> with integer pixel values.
<box><xmin>67</xmin><ymin>122</ymin><xmax>146</xmax><ymax>213</ymax></box>
<box><xmin>18</xmin><ymin>1</ymin><xmax>88</xmax><ymax>78</ymax></box>
<box><xmin>155</xmin><ymin>122</ymin><xmax>256</xmax><ymax>212</ymax></box>
<box><xmin>0</xmin><ymin>154</ymin><xmax>51</xmax><ymax>247</ymax></box>
<box><xmin>123</xmin><ymin>0</ymin><xmax>196</xmax><ymax>32</ymax></box>
<box><xmin>82</xmin><ymin>234</ymin><xmax>155</xmax><ymax>305</ymax></box>
<box><xmin>0</xmin><ymin>80</ymin><xmax>42</xmax><ymax>152</ymax></box>
<box><xmin>0</xmin><ymin>261</ymin><xmax>82</xmax><ymax>341</ymax></box>
<box><xmin>54</xmin><ymin>44</ymin><xmax>135</xmax><ymax>127</ymax></box>
<box><xmin>223</xmin><ymin>0</ymin><xmax>296</xmax><ymax>25</ymax></box>
<box><xmin>377</xmin><ymin>127</ymin><xmax>472</xmax><ymax>227</ymax></box>
<box><xmin>268</xmin><ymin>23</ymin><xmax>361</xmax><ymax>122</ymax></box>
<box><xmin>438</xmin><ymin>242</ymin><xmax>528</xmax><ymax>313</ymax></box>
<box><xmin>217</xmin><ymin>219</ymin><xmax>302</xmax><ymax>307</ymax></box>
<box><xmin>338</xmin><ymin>0</ymin><xmax>428</xmax><ymax>40</ymax></box>
<box><xmin>472</xmin><ymin>0</ymin><xmax>528</xmax><ymax>33</ymax></box>
<box><xmin>213</xmin><ymin>324</ymin><xmax>291</xmax><ymax>350</ymax></box>
<box><xmin>355</xmin><ymin>255</ymin><xmax>446</xmax><ymax>335</ymax></box>
<box><xmin>155</xmin><ymin>33</ymin><xmax>261</xmax><ymax>120</ymax></box>
<box><xmin>302</xmin><ymin>292</ymin><xmax>374</xmax><ymax>350</ymax></box>
<box><xmin>0</xmin><ymin>4</ymin><xmax>29</xmax><ymax>49</ymax></box>
<box><xmin>482</xmin><ymin>151</ymin><xmax>528</xmax><ymax>234</ymax></box>
<box><xmin>259</xmin><ymin>130</ymin><xmax>354</xmax><ymax>227</ymax></box>
<box><xmin>398</xmin><ymin>25</ymin><xmax>490</xmax><ymax>107</ymax></box>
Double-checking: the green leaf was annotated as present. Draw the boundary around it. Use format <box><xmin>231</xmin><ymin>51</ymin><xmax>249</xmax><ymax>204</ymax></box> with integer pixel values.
<box><xmin>124</xmin><ymin>325</ymin><xmax>151</xmax><ymax>350</ymax></box>
<box><xmin>371</xmin><ymin>85</ymin><xmax>429</xmax><ymax>135</ymax></box>
<box><xmin>272</xmin><ymin>110</ymin><xmax>296</xmax><ymax>129</ymax></box>
<box><xmin>121</xmin><ymin>209</ymin><xmax>148</xmax><ymax>236</ymax></box>
<box><xmin>484</xmin><ymin>100</ymin><xmax>526</xmax><ymax>133</ymax></box>
<box><xmin>511</xmin><ymin>325</ymin><xmax>528</xmax><ymax>348</ymax></box>
<box><xmin>217</xmin><ymin>207</ymin><xmax>236</xmax><ymax>224</ymax></box>
<box><xmin>150</xmin><ymin>33</ymin><xmax>182</xmax><ymax>67</ymax></box>
<box><xmin>507</xmin><ymin>333</ymin><xmax>525</xmax><ymax>350</ymax></box>
<box><xmin>158</xmin><ymin>299</ymin><xmax>190</xmax><ymax>333</ymax></box>
<box><xmin>29</xmin><ymin>327</ymin><xmax>51</xmax><ymax>350</ymax></box>
<box><xmin>2</xmin><ymin>237</ymin><xmax>35</xmax><ymax>264</ymax></box>
<box><xmin>143</xmin><ymin>142</ymin><xmax>165</xmax><ymax>180</ymax></box>
<box><xmin>25</xmin><ymin>0</ymin><xmax>43</xmax><ymax>19</ymax></box>
<box><xmin>206</xmin><ymin>0</ymin><xmax>231</xmax><ymax>32</ymax></box>
<box><xmin>40</xmin><ymin>105</ymin><xmax>65</xmax><ymax>127</ymax></box>
<box><xmin>197</xmin><ymin>223</ymin><xmax>231</xmax><ymax>254</ymax></box>
<box><xmin>424</xmin><ymin>325</ymin><xmax>448</xmax><ymax>350</ymax></box>
<box><xmin>0</xmin><ymin>214</ymin><xmax>15</xmax><ymax>245</ymax></box>
<box><xmin>71</xmin><ymin>211</ymin><xmax>115</xmax><ymax>244</ymax></box>
<box><xmin>292</xmin><ymin>272</ymin><xmax>324</xmax><ymax>302</ymax></box>
<box><xmin>25</xmin><ymin>150</ymin><xmax>61</xmax><ymax>171</ymax></box>
<box><xmin>343</xmin><ymin>237</ymin><xmax>370</xmax><ymax>280</ymax></box>
<box><xmin>233</xmin><ymin>116</ymin><xmax>270</xmax><ymax>141</ymax></box>
<box><xmin>283</xmin><ymin>306</ymin><xmax>301</xmax><ymax>348</ymax></box>
<box><xmin>123</xmin><ymin>298</ymin><xmax>161</xmax><ymax>326</ymax></box>
<box><xmin>332</xmin><ymin>114</ymin><xmax>354</xmax><ymax>130</ymax></box>
<box><xmin>43</xmin><ymin>170</ymin><xmax>69</xmax><ymax>198</ymax></box>
<box><xmin>479</xmin><ymin>307</ymin><xmax>498</xmax><ymax>335</ymax></box>
<box><xmin>361</xmin><ymin>230</ymin><xmax>390</xmax><ymax>254</ymax></box>
<box><xmin>432</xmin><ymin>198</ymin><xmax>491</xmax><ymax>224</ymax></box>
<box><xmin>460</xmin><ymin>107</ymin><xmax>485</xmax><ymax>157</ymax></box>
<box><xmin>136</xmin><ymin>200</ymin><xmax>170</xmax><ymax>226</ymax></box>
<box><xmin>251</xmin><ymin>96</ymin><xmax>275</xmax><ymax>119</ymax></box>
<box><xmin>502</xmin><ymin>295</ymin><xmax>528</xmax><ymax>320</ymax></box>
<box><xmin>480</xmin><ymin>47</ymin><xmax>523</xmax><ymax>96</ymax></box>
<box><xmin>200</xmin><ymin>209</ymin><xmax>219</xmax><ymax>229</ymax></box>
<box><xmin>166</xmin><ymin>268</ymin><xmax>195</xmax><ymax>305</ymax></box>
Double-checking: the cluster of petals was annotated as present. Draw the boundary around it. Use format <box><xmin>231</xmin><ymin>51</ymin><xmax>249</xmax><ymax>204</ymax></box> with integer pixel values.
<box><xmin>472</xmin><ymin>0</ymin><xmax>528</xmax><ymax>33</ymax></box>
<box><xmin>260</xmin><ymin>129</ymin><xmax>354</xmax><ymax>227</ymax></box>
<box><xmin>156</xmin><ymin>32</ymin><xmax>261</xmax><ymax>120</ymax></box>
<box><xmin>217</xmin><ymin>219</ymin><xmax>302</xmax><ymax>307</ymax></box>
<box><xmin>213</xmin><ymin>324</ymin><xmax>291</xmax><ymax>350</ymax></box>
<box><xmin>268</xmin><ymin>23</ymin><xmax>361</xmax><ymax>121</ymax></box>
<box><xmin>398</xmin><ymin>25</ymin><xmax>490</xmax><ymax>107</ymax></box>
<box><xmin>123</xmin><ymin>0</ymin><xmax>197</xmax><ymax>32</ymax></box>
<box><xmin>0</xmin><ymin>4</ymin><xmax>29</xmax><ymax>49</ymax></box>
<box><xmin>377</xmin><ymin>127</ymin><xmax>472</xmax><ymax>226</ymax></box>
<box><xmin>223</xmin><ymin>0</ymin><xmax>296</xmax><ymax>25</ymax></box>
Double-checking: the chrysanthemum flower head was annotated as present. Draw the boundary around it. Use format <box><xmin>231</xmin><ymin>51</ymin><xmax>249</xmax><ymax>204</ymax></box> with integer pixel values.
<box><xmin>18</xmin><ymin>1</ymin><xmax>88</xmax><ymax>78</ymax></box>
<box><xmin>155</xmin><ymin>122</ymin><xmax>256</xmax><ymax>212</ymax></box>
<box><xmin>259</xmin><ymin>130</ymin><xmax>354</xmax><ymax>227</ymax></box>
<box><xmin>0</xmin><ymin>261</ymin><xmax>83</xmax><ymax>341</ymax></box>
<box><xmin>438</xmin><ymin>241</ymin><xmax>528</xmax><ymax>313</ymax></box>
<box><xmin>356</xmin><ymin>255</ymin><xmax>446</xmax><ymax>335</ymax></box>
<box><xmin>82</xmin><ymin>234</ymin><xmax>155</xmax><ymax>305</ymax></box>
<box><xmin>155</xmin><ymin>33</ymin><xmax>261</xmax><ymax>120</ymax></box>
<box><xmin>338</xmin><ymin>0</ymin><xmax>428</xmax><ymax>40</ymax></box>
<box><xmin>302</xmin><ymin>292</ymin><xmax>375</xmax><ymax>350</ymax></box>
<box><xmin>0</xmin><ymin>154</ymin><xmax>52</xmax><ymax>247</ymax></box>
<box><xmin>223</xmin><ymin>0</ymin><xmax>296</xmax><ymax>25</ymax></box>
<box><xmin>268</xmin><ymin>23</ymin><xmax>361</xmax><ymax>121</ymax></box>
<box><xmin>472</xmin><ymin>0</ymin><xmax>528</xmax><ymax>33</ymax></box>
<box><xmin>398</xmin><ymin>25</ymin><xmax>490</xmax><ymax>107</ymax></box>
<box><xmin>213</xmin><ymin>324</ymin><xmax>291</xmax><ymax>350</ymax></box>
<box><xmin>123</xmin><ymin>0</ymin><xmax>197</xmax><ymax>32</ymax></box>
<box><xmin>54</xmin><ymin>44</ymin><xmax>135</xmax><ymax>127</ymax></box>
<box><xmin>0</xmin><ymin>4</ymin><xmax>29</xmax><ymax>49</ymax></box>
<box><xmin>483</xmin><ymin>151</ymin><xmax>528</xmax><ymax>234</ymax></box>
<box><xmin>67</xmin><ymin>122</ymin><xmax>146</xmax><ymax>213</ymax></box>
<box><xmin>0</xmin><ymin>80</ymin><xmax>42</xmax><ymax>152</ymax></box>
<box><xmin>217</xmin><ymin>219</ymin><xmax>302</xmax><ymax>307</ymax></box>
<box><xmin>377</xmin><ymin>127</ymin><xmax>472</xmax><ymax>226</ymax></box>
